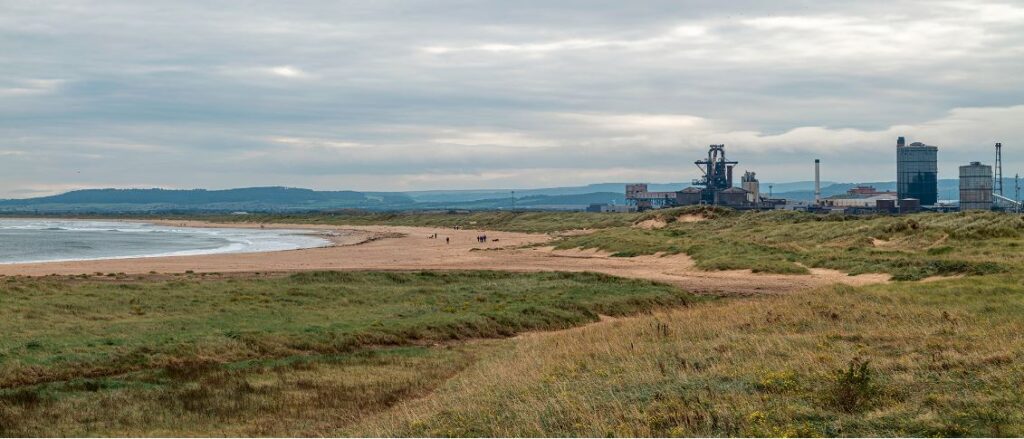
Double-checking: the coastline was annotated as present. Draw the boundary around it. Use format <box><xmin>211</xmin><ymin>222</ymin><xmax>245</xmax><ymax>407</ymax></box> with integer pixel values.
<box><xmin>0</xmin><ymin>220</ymin><xmax>888</xmax><ymax>296</ymax></box>
<box><xmin>0</xmin><ymin>218</ymin><xmax>347</xmax><ymax>266</ymax></box>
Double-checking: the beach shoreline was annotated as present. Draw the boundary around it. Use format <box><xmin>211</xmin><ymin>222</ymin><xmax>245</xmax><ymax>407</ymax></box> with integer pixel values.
<box><xmin>0</xmin><ymin>218</ymin><xmax>346</xmax><ymax>266</ymax></box>
<box><xmin>0</xmin><ymin>220</ymin><xmax>888</xmax><ymax>295</ymax></box>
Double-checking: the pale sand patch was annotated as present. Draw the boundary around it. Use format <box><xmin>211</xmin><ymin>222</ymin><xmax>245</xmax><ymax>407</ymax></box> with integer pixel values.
<box><xmin>632</xmin><ymin>214</ymin><xmax>705</xmax><ymax>230</ymax></box>
<box><xmin>676</xmin><ymin>214</ymin><xmax>706</xmax><ymax>223</ymax></box>
<box><xmin>0</xmin><ymin>221</ymin><xmax>889</xmax><ymax>295</ymax></box>
<box><xmin>634</xmin><ymin>219</ymin><xmax>667</xmax><ymax>230</ymax></box>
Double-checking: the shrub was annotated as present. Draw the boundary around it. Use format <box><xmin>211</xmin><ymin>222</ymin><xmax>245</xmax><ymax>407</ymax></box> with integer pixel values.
<box><xmin>829</xmin><ymin>358</ymin><xmax>876</xmax><ymax>412</ymax></box>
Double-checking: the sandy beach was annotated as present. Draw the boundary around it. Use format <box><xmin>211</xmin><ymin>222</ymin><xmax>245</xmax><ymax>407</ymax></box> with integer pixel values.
<box><xmin>0</xmin><ymin>220</ymin><xmax>888</xmax><ymax>295</ymax></box>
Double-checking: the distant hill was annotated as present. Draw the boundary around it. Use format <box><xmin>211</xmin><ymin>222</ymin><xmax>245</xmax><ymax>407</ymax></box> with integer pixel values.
<box><xmin>0</xmin><ymin>187</ymin><xmax>623</xmax><ymax>213</ymax></box>
<box><xmin>0</xmin><ymin>187</ymin><xmax>415</xmax><ymax>213</ymax></box>
<box><xmin>404</xmin><ymin>183</ymin><xmax>682</xmax><ymax>202</ymax></box>
<box><xmin>1</xmin><ymin>178</ymin><xmax>1006</xmax><ymax>213</ymax></box>
<box><xmin>416</xmin><ymin>192</ymin><xmax>625</xmax><ymax>210</ymax></box>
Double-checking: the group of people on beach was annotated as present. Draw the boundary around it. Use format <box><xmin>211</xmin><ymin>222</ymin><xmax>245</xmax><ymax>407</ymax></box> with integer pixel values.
<box><xmin>427</xmin><ymin>228</ymin><xmax>491</xmax><ymax>245</ymax></box>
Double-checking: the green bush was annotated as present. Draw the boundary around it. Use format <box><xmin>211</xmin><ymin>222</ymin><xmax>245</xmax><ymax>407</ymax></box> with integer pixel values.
<box><xmin>830</xmin><ymin>358</ymin><xmax>876</xmax><ymax>413</ymax></box>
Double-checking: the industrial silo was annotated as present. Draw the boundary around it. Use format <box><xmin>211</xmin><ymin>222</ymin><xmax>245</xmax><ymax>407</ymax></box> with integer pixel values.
<box><xmin>959</xmin><ymin>162</ymin><xmax>993</xmax><ymax>211</ymax></box>
<box><xmin>896</xmin><ymin>137</ymin><xmax>938</xmax><ymax>206</ymax></box>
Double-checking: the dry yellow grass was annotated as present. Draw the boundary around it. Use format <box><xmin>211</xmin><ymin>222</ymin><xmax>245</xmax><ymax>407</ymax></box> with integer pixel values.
<box><xmin>0</xmin><ymin>346</ymin><xmax>477</xmax><ymax>436</ymax></box>
<box><xmin>352</xmin><ymin>276</ymin><xmax>1024</xmax><ymax>437</ymax></box>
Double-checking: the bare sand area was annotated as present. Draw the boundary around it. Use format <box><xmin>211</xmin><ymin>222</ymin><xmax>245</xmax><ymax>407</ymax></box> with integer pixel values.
<box><xmin>0</xmin><ymin>220</ymin><xmax>888</xmax><ymax>295</ymax></box>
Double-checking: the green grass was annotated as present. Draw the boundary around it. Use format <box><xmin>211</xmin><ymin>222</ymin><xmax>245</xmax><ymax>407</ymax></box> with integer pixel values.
<box><xmin>556</xmin><ymin>209</ymin><xmax>1019</xmax><ymax>280</ymax></box>
<box><xmin>0</xmin><ymin>271</ymin><xmax>692</xmax><ymax>389</ymax></box>
<box><xmin>0</xmin><ymin>270</ymin><xmax>694</xmax><ymax>435</ymax></box>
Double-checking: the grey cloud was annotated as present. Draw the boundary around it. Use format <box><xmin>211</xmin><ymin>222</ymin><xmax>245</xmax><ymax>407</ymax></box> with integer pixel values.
<box><xmin>1</xmin><ymin>0</ymin><xmax>1023</xmax><ymax>196</ymax></box>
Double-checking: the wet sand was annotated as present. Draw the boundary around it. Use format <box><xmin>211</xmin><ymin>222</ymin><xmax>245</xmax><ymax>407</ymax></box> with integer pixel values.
<box><xmin>0</xmin><ymin>220</ymin><xmax>889</xmax><ymax>295</ymax></box>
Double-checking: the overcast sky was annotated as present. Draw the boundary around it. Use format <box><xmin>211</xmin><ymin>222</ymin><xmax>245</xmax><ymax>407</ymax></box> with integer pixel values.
<box><xmin>2</xmin><ymin>1</ymin><xmax>1023</xmax><ymax>197</ymax></box>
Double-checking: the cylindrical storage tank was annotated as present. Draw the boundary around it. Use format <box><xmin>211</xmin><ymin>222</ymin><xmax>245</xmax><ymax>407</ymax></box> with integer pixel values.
<box><xmin>899</xmin><ymin>198</ymin><xmax>921</xmax><ymax>213</ymax></box>
<box><xmin>959</xmin><ymin>162</ymin><xmax>993</xmax><ymax>210</ymax></box>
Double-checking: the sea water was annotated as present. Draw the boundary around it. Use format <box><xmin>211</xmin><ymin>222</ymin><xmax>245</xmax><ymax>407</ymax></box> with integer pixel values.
<box><xmin>0</xmin><ymin>219</ymin><xmax>332</xmax><ymax>264</ymax></box>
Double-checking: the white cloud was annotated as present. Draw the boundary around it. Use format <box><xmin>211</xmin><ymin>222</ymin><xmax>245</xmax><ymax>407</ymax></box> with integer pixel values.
<box><xmin>431</xmin><ymin>130</ymin><xmax>556</xmax><ymax>148</ymax></box>
<box><xmin>0</xmin><ymin>79</ymin><xmax>65</xmax><ymax>97</ymax></box>
<box><xmin>267</xmin><ymin>136</ymin><xmax>368</xmax><ymax>150</ymax></box>
<box><xmin>944</xmin><ymin>2</ymin><xmax>1024</xmax><ymax>23</ymax></box>
<box><xmin>266</xmin><ymin>65</ymin><xmax>310</xmax><ymax>78</ymax></box>
<box><xmin>423</xmin><ymin>25</ymin><xmax>709</xmax><ymax>55</ymax></box>
<box><xmin>218</xmin><ymin>65</ymin><xmax>316</xmax><ymax>80</ymax></box>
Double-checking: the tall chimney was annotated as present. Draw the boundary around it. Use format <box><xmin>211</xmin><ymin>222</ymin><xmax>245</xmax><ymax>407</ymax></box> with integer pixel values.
<box><xmin>814</xmin><ymin>159</ymin><xmax>821</xmax><ymax>205</ymax></box>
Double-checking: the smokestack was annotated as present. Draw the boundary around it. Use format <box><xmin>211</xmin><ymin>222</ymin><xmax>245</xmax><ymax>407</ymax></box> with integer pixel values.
<box><xmin>814</xmin><ymin>159</ymin><xmax>821</xmax><ymax>205</ymax></box>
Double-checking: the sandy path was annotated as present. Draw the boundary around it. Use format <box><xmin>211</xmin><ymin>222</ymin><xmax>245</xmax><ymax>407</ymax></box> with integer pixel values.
<box><xmin>0</xmin><ymin>221</ymin><xmax>888</xmax><ymax>295</ymax></box>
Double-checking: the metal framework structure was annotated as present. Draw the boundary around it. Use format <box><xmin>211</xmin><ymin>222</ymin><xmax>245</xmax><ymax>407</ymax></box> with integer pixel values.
<box><xmin>692</xmin><ymin>144</ymin><xmax>737</xmax><ymax>204</ymax></box>
<box><xmin>995</xmin><ymin>142</ymin><xmax>1004</xmax><ymax>196</ymax></box>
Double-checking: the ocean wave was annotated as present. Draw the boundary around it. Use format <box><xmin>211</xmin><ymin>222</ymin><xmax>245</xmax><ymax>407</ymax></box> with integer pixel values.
<box><xmin>0</xmin><ymin>219</ymin><xmax>332</xmax><ymax>264</ymax></box>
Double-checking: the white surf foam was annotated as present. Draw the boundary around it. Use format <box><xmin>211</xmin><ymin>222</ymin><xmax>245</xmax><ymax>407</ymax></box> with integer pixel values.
<box><xmin>0</xmin><ymin>219</ymin><xmax>333</xmax><ymax>264</ymax></box>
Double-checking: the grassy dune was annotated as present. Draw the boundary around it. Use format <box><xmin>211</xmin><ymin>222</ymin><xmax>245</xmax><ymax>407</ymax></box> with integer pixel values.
<box><xmin>355</xmin><ymin>276</ymin><xmax>1024</xmax><ymax>437</ymax></box>
<box><xmin>0</xmin><ymin>271</ymin><xmax>691</xmax><ymax>436</ymax></box>
<box><xmin>557</xmin><ymin>207</ymin><xmax>1018</xmax><ymax>280</ymax></box>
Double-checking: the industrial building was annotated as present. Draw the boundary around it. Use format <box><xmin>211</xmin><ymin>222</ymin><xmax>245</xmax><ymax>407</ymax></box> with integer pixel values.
<box><xmin>586</xmin><ymin>203</ymin><xmax>635</xmax><ymax>213</ymax></box>
<box><xmin>896</xmin><ymin>137</ymin><xmax>938</xmax><ymax>206</ymax></box>
<box><xmin>624</xmin><ymin>184</ymin><xmax>681</xmax><ymax>210</ymax></box>
<box><xmin>821</xmin><ymin>186</ymin><xmax>898</xmax><ymax>208</ymax></box>
<box><xmin>692</xmin><ymin>144</ymin><xmax>739</xmax><ymax>204</ymax></box>
<box><xmin>618</xmin><ymin>138</ymin><xmax>1017</xmax><ymax>215</ymax></box>
<box><xmin>741</xmin><ymin>171</ymin><xmax>759</xmax><ymax>203</ymax></box>
<box><xmin>959</xmin><ymin>162</ymin><xmax>993</xmax><ymax>211</ymax></box>
<box><xmin>625</xmin><ymin>144</ymin><xmax>767</xmax><ymax>210</ymax></box>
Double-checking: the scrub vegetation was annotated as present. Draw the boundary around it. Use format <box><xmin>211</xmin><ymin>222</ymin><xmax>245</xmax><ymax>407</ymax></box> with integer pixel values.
<box><xmin>556</xmin><ymin>207</ymin><xmax>1017</xmax><ymax>280</ymax></box>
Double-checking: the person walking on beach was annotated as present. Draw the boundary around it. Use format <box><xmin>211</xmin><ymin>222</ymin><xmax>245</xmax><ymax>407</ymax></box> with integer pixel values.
<box><xmin>446</xmin><ymin>237</ymin><xmax>450</xmax><ymax>244</ymax></box>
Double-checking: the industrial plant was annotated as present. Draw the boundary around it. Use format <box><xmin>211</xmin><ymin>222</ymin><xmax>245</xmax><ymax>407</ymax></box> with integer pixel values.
<box><xmin>621</xmin><ymin>138</ymin><xmax>1020</xmax><ymax>214</ymax></box>
<box><xmin>624</xmin><ymin>144</ymin><xmax>783</xmax><ymax>211</ymax></box>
